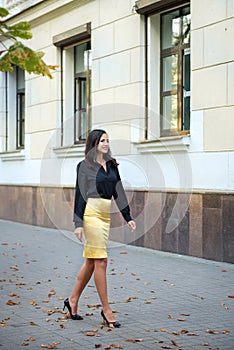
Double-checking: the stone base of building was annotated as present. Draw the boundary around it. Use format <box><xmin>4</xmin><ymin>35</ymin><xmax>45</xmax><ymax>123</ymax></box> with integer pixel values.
<box><xmin>0</xmin><ymin>185</ymin><xmax>233</xmax><ymax>263</ymax></box>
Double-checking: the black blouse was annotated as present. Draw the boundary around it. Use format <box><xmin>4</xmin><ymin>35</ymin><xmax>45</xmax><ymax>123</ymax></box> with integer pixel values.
<box><xmin>73</xmin><ymin>159</ymin><xmax>132</xmax><ymax>228</ymax></box>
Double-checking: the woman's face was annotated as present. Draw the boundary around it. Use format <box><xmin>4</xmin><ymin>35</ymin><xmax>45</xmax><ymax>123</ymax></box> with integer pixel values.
<box><xmin>97</xmin><ymin>133</ymin><xmax>109</xmax><ymax>155</ymax></box>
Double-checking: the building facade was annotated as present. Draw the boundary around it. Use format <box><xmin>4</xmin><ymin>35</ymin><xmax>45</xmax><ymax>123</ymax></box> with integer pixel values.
<box><xmin>0</xmin><ymin>0</ymin><xmax>233</xmax><ymax>262</ymax></box>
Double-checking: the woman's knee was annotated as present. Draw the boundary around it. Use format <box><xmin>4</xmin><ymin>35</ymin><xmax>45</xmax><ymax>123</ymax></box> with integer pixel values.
<box><xmin>94</xmin><ymin>258</ymin><xmax>107</xmax><ymax>269</ymax></box>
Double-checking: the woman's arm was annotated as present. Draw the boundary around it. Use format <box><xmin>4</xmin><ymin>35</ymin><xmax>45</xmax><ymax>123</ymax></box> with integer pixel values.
<box><xmin>73</xmin><ymin>161</ymin><xmax>87</xmax><ymax>228</ymax></box>
<box><xmin>113</xmin><ymin>165</ymin><xmax>135</xmax><ymax>230</ymax></box>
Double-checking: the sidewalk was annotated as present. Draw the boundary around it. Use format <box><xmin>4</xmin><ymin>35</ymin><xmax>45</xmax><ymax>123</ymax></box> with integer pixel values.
<box><xmin>0</xmin><ymin>220</ymin><xmax>233</xmax><ymax>350</ymax></box>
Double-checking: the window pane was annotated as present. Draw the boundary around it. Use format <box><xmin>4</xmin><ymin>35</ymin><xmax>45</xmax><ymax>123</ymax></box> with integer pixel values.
<box><xmin>17</xmin><ymin>68</ymin><xmax>25</xmax><ymax>90</ymax></box>
<box><xmin>75</xmin><ymin>42</ymin><xmax>91</xmax><ymax>74</ymax></box>
<box><xmin>183</xmin><ymin>48</ymin><xmax>190</xmax><ymax>130</ymax></box>
<box><xmin>163</xmin><ymin>55</ymin><xmax>178</xmax><ymax>92</ymax></box>
<box><xmin>162</xmin><ymin>95</ymin><xmax>177</xmax><ymax>130</ymax></box>
<box><xmin>183</xmin><ymin>96</ymin><xmax>190</xmax><ymax>130</ymax></box>
<box><xmin>17</xmin><ymin>93</ymin><xmax>25</xmax><ymax>148</ymax></box>
<box><xmin>80</xmin><ymin>79</ymin><xmax>86</xmax><ymax>109</ymax></box>
<box><xmin>182</xmin><ymin>13</ymin><xmax>191</xmax><ymax>45</ymax></box>
<box><xmin>162</xmin><ymin>10</ymin><xmax>180</xmax><ymax>49</ymax></box>
<box><xmin>75</xmin><ymin>77</ymin><xmax>87</xmax><ymax>141</ymax></box>
<box><xmin>80</xmin><ymin>110</ymin><xmax>86</xmax><ymax>139</ymax></box>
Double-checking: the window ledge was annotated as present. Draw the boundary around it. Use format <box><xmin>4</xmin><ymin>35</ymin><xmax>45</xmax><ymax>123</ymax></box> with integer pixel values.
<box><xmin>53</xmin><ymin>144</ymin><xmax>85</xmax><ymax>158</ymax></box>
<box><xmin>134</xmin><ymin>135</ymin><xmax>190</xmax><ymax>154</ymax></box>
<box><xmin>0</xmin><ymin>150</ymin><xmax>26</xmax><ymax>161</ymax></box>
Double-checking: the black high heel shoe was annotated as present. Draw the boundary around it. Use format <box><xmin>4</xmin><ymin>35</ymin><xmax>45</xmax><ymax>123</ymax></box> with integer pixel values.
<box><xmin>63</xmin><ymin>298</ymin><xmax>83</xmax><ymax>320</ymax></box>
<box><xmin>101</xmin><ymin>310</ymin><xmax>121</xmax><ymax>328</ymax></box>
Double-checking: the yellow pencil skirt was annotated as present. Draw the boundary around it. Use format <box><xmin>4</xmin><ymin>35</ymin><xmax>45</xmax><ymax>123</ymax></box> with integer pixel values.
<box><xmin>83</xmin><ymin>198</ymin><xmax>111</xmax><ymax>259</ymax></box>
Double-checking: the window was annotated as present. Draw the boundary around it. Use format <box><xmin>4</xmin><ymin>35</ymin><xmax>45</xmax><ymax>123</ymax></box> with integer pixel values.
<box><xmin>74</xmin><ymin>41</ymin><xmax>91</xmax><ymax>143</ymax></box>
<box><xmin>61</xmin><ymin>40</ymin><xmax>91</xmax><ymax>145</ymax></box>
<box><xmin>1</xmin><ymin>67</ymin><xmax>25</xmax><ymax>152</ymax></box>
<box><xmin>16</xmin><ymin>67</ymin><xmax>25</xmax><ymax>149</ymax></box>
<box><xmin>53</xmin><ymin>23</ymin><xmax>91</xmax><ymax>147</ymax></box>
<box><xmin>160</xmin><ymin>6</ymin><xmax>190</xmax><ymax>136</ymax></box>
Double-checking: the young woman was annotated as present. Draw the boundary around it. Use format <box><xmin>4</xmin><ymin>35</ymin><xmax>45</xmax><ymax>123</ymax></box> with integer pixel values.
<box><xmin>63</xmin><ymin>129</ymin><xmax>136</xmax><ymax>328</ymax></box>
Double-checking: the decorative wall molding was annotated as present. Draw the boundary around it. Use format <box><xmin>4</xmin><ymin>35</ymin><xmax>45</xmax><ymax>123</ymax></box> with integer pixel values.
<box><xmin>0</xmin><ymin>150</ymin><xmax>26</xmax><ymax>161</ymax></box>
<box><xmin>134</xmin><ymin>136</ymin><xmax>190</xmax><ymax>154</ymax></box>
<box><xmin>53</xmin><ymin>144</ymin><xmax>85</xmax><ymax>159</ymax></box>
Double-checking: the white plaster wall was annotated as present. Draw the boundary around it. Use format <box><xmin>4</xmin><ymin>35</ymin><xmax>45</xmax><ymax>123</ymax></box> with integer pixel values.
<box><xmin>0</xmin><ymin>0</ymin><xmax>234</xmax><ymax>192</ymax></box>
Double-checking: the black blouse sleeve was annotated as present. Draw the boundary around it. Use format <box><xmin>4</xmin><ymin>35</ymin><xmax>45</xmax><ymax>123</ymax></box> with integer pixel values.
<box><xmin>73</xmin><ymin>161</ymin><xmax>87</xmax><ymax>228</ymax></box>
<box><xmin>113</xmin><ymin>166</ymin><xmax>132</xmax><ymax>223</ymax></box>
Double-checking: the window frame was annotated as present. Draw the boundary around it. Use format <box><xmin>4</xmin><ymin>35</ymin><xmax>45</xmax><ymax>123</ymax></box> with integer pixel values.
<box><xmin>16</xmin><ymin>67</ymin><xmax>25</xmax><ymax>149</ymax></box>
<box><xmin>160</xmin><ymin>5</ymin><xmax>190</xmax><ymax>137</ymax></box>
<box><xmin>73</xmin><ymin>40</ymin><xmax>91</xmax><ymax>144</ymax></box>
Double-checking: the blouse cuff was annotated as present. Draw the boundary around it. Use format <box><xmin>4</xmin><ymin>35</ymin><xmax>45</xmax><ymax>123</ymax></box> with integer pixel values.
<box><xmin>74</xmin><ymin>220</ymin><xmax>83</xmax><ymax>228</ymax></box>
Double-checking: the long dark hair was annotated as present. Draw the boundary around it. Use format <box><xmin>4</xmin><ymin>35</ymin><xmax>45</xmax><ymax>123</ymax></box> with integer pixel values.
<box><xmin>85</xmin><ymin>129</ymin><xmax>117</xmax><ymax>167</ymax></box>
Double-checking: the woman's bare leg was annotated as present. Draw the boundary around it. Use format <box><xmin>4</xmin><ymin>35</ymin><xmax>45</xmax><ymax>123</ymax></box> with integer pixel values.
<box><xmin>69</xmin><ymin>258</ymin><xmax>94</xmax><ymax>314</ymax></box>
<box><xmin>94</xmin><ymin>258</ymin><xmax>116</xmax><ymax>322</ymax></box>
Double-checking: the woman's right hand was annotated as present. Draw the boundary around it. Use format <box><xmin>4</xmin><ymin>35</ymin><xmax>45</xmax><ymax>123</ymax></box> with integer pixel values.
<box><xmin>74</xmin><ymin>227</ymin><xmax>83</xmax><ymax>242</ymax></box>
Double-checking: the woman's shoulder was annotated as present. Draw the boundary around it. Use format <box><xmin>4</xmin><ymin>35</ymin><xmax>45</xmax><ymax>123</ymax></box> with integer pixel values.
<box><xmin>76</xmin><ymin>159</ymin><xmax>86</xmax><ymax>171</ymax></box>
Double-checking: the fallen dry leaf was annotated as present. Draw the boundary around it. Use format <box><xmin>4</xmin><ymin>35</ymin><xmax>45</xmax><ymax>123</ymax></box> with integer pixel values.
<box><xmin>187</xmin><ymin>333</ymin><xmax>199</xmax><ymax>336</ymax></box>
<box><xmin>206</xmin><ymin>329</ymin><xmax>219</xmax><ymax>334</ymax></box>
<box><xmin>29</xmin><ymin>321</ymin><xmax>38</xmax><ymax>326</ymax></box>
<box><xmin>228</xmin><ymin>295</ymin><xmax>234</xmax><ymax>298</ymax></box>
<box><xmin>40</xmin><ymin>345</ymin><xmax>57</xmax><ymax>349</ymax></box>
<box><xmin>180</xmin><ymin>313</ymin><xmax>190</xmax><ymax>316</ymax></box>
<box><xmin>171</xmin><ymin>340</ymin><xmax>180</xmax><ymax>347</ymax></box>
<box><xmin>222</xmin><ymin>330</ymin><xmax>230</xmax><ymax>334</ymax></box>
<box><xmin>8</xmin><ymin>293</ymin><xmax>19</xmax><ymax>298</ymax></box>
<box><xmin>95</xmin><ymin>345</ymin><xmax>101</xmax><ymax>349</ymax></box>
<box><xmin>120</xmin><ymin>251</ymin><xmax>128</xmax><ymax>254</ymax></box>
<box><xmin>21</xmin><ymin>342</ymin><xmax>29</xmax><ymax>346</ymax></box>
<box><xmin>87</xmin><ymin>303</ymin><xmax>101</xmax><ymax>308</ymax></box>
<box><xmin>177</xmin><ymin>318</ymin><xmax>186</xmax><ymax>322</ymax></box>
<box><xmin>161</xmin><ymin>346</ymin><xmax>172</xmax><ymax>349</ymax></box>
<box><xmin>25</xmin><ymin>338</ymin><xmax>36</xmax><ymax>342</ymax></box>
<box><xmin>6</xmin><ymin>300</ymin><xmax>20</xmax><ymax>306</ymax></box>
<box><xmin>124</xmin><ymin>297</ymin><xmax>132</xmax><ymax>303</ymax></box>
<box><xmin>160</xmin><ymin>328</ymin><xmax>169</xmax><ymax>333</ymax></box>
<box><xmin>86</xmin><ymin>312</ymin><xmax>93</xmax><ymax>316</ymax></box>
<box><xmin>221</xmin><ymin>303</ymin><xmax>229</xmax><ymax>310</ymax></box>
<box><xmin>59</xmin><ymin>324</ymin><xmax>65</xmax><ymax>329</ymax></box>
<box><xmin>30</xmin><ymin>300</ymin><xmax>38</xmax><ymax>306</ymax></box>
<box><xmin>84</xmin><ymin>332</ymin><xmax>97</xmax><ymax>336</ymax></box>
<box><xmin>125</xmin><ymin>339</ymin><xmax>143</xmax><ymax>343</ymax></box>
<box><xmin>167</xmin><ymin>314</ymin><xmax>173</xmax><ymax>319</ymax></box>
<box><xmin>181</xmin><ymin>329</ymin><xmax>189</xmax><ymax>334</ymax></box>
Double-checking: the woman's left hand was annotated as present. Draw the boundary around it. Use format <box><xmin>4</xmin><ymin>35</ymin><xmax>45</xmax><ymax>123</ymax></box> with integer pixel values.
<box><xmin>127</xmin><ymin>220</ymin><xmax>136</xmax><ymax>232</ymax></box>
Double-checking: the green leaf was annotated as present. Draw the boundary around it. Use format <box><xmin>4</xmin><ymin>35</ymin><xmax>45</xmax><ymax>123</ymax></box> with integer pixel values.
<box><xmin>8</xmin><ymin>29</ymin><xmax>32</xmax><ymax>40</ymax></box>
<box><xmin>6</xmin><ymin>22</ymin><xmax>32</xmax><ymax>40</ymax></box>
<box><xmin>0</xmin><ymin>53</ymin><xmax>14</xmax><ymax>72</ymax></box>
<box><xmin>0</xmin><ymin>7</ymin><xmax>9</xmax><ymax>17</ymax></box>
<box><xmin>12</xmin><ymin>22</ymin><xmax>31</xmax><ymax>31</ymax></box>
